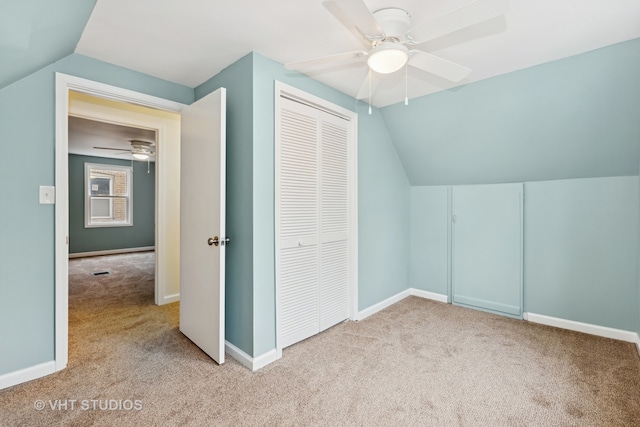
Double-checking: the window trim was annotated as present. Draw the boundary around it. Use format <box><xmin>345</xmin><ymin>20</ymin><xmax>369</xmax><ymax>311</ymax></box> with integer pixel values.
<box><xmin>84</xmin><ymin>162</ymin><xmax>133</xmax><ymax>228</ymax></box>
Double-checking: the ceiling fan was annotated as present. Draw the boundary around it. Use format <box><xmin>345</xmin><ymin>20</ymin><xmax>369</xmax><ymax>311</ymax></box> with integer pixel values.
<box><xmin>285</xmin><ymin>0</ymin><xmax>509</xmax><ymax>102</ymax></box>
<box><xmin>93</xmin><ymin>140</ymin><xmax>155</xmax><ymax>161</ymax></box>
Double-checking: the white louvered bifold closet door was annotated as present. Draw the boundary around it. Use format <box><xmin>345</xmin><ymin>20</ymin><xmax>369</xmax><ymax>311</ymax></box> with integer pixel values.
<box><xmin>277</xmin><ymin>97</ymin><xmax>351</xmax><ymax>349</ymax></box>
<box><xmin>318</xmin><ymin>113</ymin><xmax>350</xmax><ymax>332</ymax></box>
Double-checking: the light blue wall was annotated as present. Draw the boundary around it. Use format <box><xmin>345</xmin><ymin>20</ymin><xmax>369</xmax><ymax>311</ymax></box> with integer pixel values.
<box><xmin>524</xmin><ymin>176</ymin><xmax>639</xmax><ymax>331</ymax></box>
<box><xmin>195</xmin><ymin>54</ymin><xmax>255</xmax><ymax>356</ymax></box>
<box><xmin>60</xmin><ymin>55</ymin><xmax>194</xmax><ymax>105</ymax></box>
<box><xmin>0</xmin><ymin>68</ymin><xmax>55</xmax><ymax>374</ymax></box>
<box><xmin>68</xmin><ymin>154</ymin><xmax>155</xmax><ymax>254</ymax></box>
<box><xmin>411</xmin><ymin>177</ymin><xmax>639</xmax><ymax>331</ymax></box>
<box><xmin>0</xmin><ymin>54</ymin><xmax>192</xmax><ymax>375</ymax></box>
<box><xmin>356</xmin><ymin>103</ymin><xmax>411</xmax><ymax>309</ymax></box>
<box><xmin>381</xmin><ymin>38</ymin><xmax>640</xmax><ymax>186</ymax></box>
<box><xmin>410</xmin><ymin>186</ymin><xmax>449</xmax><ymax>296</ymax></box>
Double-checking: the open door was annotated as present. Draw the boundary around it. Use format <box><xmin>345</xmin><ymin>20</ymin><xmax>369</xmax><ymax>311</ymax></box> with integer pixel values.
<box><xmin>179</xmin><ymin>88</ymin><xmax>227</xmax><ymax>364</ymax></box>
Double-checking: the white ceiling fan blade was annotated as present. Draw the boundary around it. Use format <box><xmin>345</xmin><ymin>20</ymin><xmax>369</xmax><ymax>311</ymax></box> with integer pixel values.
<box><xmin>409</xmin><ymin>50</ymin><xmax>471</xmax><ymax>82</ymax></box>
<box><xmin>323</xmin><ymin>1</ymin><xmax>372</xmax><ymax>48</ymax></box>
<box><xmin>355</xmin><ymin>71</ymin><xmax>380</xmax><ymax>100</ymax></box>
<box><xmin>408</xmin><ymin>0</ymin><xmax>509</xmax><ymax>44</ymax></box>
<box><xmin>285</xmin><ymin>50</ymin><xmax>367</xmax><ymax>71</ymax></box>
<box><xmin>330</xmin><ymin>0</ymin><xmax>383</xmax><ymax>39</ymax></box>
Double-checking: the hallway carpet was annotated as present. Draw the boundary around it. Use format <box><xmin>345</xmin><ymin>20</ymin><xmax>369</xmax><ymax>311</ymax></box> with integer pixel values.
<box><xmin>1</xmin><ymin>252</ymin><xmax>639</xmax><ymax>426</ymax></box>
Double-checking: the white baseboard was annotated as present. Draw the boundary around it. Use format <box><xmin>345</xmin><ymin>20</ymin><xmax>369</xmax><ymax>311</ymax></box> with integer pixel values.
<box><xmin>161</xmin><ymin>293</ymin><xmax>180</xmax><ymax>305</ymax></box>
<box><xmin>0</xmin><ymin>361</ymin><xmax>55</xmax><ymax>390</ymax></box>
<box><xmin>525</xmin><ymin>312</ymin><xmax>638</xmax><ymax>343</ymax></box>
<box><xmin>357</xmin><ymin>288</ymin><xmax>449</xmax><ymax>321</ymax></box>
<box><xmin>253</xmin><ymin>349</ymin><xmax>279</xmax><ymax>371</ymax></box>
<box><xmin>410</xmin><ymin>288</ymin><xmax>448</xmax><ymax>303</ymax></box>
<box><xmin>69</xmin><ymin>246</ymin><xmax>155</xmax><ymax>259</ymax></box>
<box><xmin>636</xmin><ymin>334</ymin><xmax>640</xmax><ymax>358</ymax></box>
<box><xmin>225</xmin><ymin>341</ymin><xmax>279</xmax><ymax>372</ymax></box>
<box><xmin>357</xmin><ymin>289</ymin><xmax>411</xmax><ymax>321</ymax></box>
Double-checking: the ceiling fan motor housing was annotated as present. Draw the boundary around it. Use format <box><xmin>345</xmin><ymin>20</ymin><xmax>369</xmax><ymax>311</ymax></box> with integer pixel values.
<box><xmin>372</xmin><ymin>8</ymin><xmax>412</xmax><ymax>42</ymax></box>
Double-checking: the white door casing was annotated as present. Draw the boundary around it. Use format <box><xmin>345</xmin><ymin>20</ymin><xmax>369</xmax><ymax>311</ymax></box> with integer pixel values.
<box><xmin>179</xmin><ymin>88</ymin><xmax>227</xmax><ymax>364</ymax></box>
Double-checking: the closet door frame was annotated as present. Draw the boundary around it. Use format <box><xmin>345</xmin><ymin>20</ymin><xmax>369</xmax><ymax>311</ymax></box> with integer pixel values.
<box><xmin>274</xmin><ymin>81</ymin><xmax>358</xmax><ymax>358</ymax></box>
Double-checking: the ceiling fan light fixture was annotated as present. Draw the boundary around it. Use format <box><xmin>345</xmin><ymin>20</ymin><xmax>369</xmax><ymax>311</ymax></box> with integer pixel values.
<box><xmin>367</xmin><ymin>42</ymin><xmax>409</xmax><ymax>74</ymax></box>
<box><xmin>132</xmin><ymin>152</ymin><xmax>149</xmax><ymax>160</ymax></box>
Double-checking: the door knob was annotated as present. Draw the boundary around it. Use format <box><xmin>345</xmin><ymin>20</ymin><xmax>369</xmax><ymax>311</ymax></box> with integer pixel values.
<box><xmin>208</xmin><ymin>236</ymin><xmax>219</xmax><ymax>246</ymax></box>
<box><xmin>221</xmin><ymin>237</ymin><xmax>231</xmax><ymax>246</ymax></box>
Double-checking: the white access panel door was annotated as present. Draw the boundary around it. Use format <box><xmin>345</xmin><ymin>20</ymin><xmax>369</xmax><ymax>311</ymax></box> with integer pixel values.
<box><xmin>179</xmin><ymin>88</ymin><xmax>226</xmax><ymax>364</ymax></box>
<box><xmin>451</xmin><ymin>183</ymin><xmax>523</xmax><ymax>318</ymax></box>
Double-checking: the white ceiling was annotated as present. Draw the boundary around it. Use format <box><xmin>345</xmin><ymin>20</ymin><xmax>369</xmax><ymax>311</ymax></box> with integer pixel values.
<box><xmin>76</xmin><ymin>0</ymin><xmax>640</xmax><ymax>107</ymax></box>
<box><xmin>68</xmin><ymin>116</ymin><xmax>156</xmax><ymax>161</ymax></box>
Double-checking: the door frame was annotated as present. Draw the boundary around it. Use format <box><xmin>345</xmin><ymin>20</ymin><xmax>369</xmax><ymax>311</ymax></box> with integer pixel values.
<box><xmin>274</xmin><ymin>81</ymin><xmax>359</xmax><ymax>358</ymax></box>
<box><xmin>54</xmin><ymin>73</ymin><xmax>186</xmax><ymax>371</ymax></box>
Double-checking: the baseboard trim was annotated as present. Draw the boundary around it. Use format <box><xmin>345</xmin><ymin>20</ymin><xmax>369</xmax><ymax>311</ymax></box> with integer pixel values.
<box><xmin>357</xmin><ymin>288</ymin><xmax>450</xmax><ymax>321</ymax></box>
<box><xmin>636</xmin><ymin>334</ymin><xmax>640</xmax><ymax>358</ymax></box>
<box><xmin>161</xmin><ymin>293</ymin><xmax>180</xmax><ymax>304</ymax></box>
<box><xmin>225</xmin><ymin>341</ymin><xmax>278</xmax><ymax>372</ymax></box>
<box><xmin>525</xmin><ymin>312</ymin><xmax>638</xmax><ymax>343</ymax></box>
<box><xmin>253</xmin><ymin>349</ymin><xmax>279</xmax><ymax>371</ymax></box>
<box><xmin>69</xmin><ymin>246</ymin><xmax>155</xmax><ymax>259</ymax></box>
<box><xmin>357</xmin><ymin>289</ymin><xmax>411</xmax><ymax>321</ymax></box>
<box><xmin>0</xmin><ymin>361</ymin><xmax>55</xmax><ymax>390</ymax></box>
<box><xmin>410</xmin><ymin>289</ymin><xmax>448</xmax><ymax>303</ymax></box>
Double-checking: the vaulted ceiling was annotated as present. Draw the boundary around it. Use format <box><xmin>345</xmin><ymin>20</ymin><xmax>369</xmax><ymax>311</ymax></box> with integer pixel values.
<box><xmin>0</xmin><ymin>0</ymin><xmax>96</xmax><ymax>89</ymax></box>
<box><xmin>2</xmin><ymin>1</ymin><xmax>639</xmax><ymax>185</ymax></box>
<box><xmin>2</xmin><ymin>1</ymin><xmax>640</xmax><ymax>107</ymax></box>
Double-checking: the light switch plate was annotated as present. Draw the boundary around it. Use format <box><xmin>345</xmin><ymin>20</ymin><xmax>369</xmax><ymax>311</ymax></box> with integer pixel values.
<box><xmin>39</xmin><ymin>186</ymin><xmax>55</xmax><ymax>204</ymax></box>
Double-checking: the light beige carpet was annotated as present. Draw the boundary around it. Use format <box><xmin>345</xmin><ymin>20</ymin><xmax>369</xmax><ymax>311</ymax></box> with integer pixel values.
<box><xmin>1</xmin><ymin>252</ymin><xmax>639</xmax><ymax>426</ymax></box>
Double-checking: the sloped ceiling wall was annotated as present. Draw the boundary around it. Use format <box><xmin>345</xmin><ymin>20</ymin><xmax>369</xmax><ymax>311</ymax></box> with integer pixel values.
<box><xmin>380</xmin><ymin>38</ymin><xmax>640</xmax><ymax>186</ymax></box>
<box><xmin>3</xmin><ymin>2</ymin><xmax>638</xmax><ymax>187</ymax></box>
<box><xmin>0</xmin><ymin>0</ymin><xmax>96</xmax><ymax>89</ymax></box>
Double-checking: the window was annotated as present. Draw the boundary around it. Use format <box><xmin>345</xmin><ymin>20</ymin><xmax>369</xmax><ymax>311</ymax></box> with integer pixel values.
<box><xmin>84</xmin><ymin>163</ymin><xmax>133</xmax><ymax>227</ymax></box>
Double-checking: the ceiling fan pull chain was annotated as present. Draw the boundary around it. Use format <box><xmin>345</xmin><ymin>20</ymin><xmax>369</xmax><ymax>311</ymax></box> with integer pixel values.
<box><xmin>147</xmin><ymin>157</ymin><xmax>150</xmax><ymax>174</ymax></box>
<box><xmin>368</xmin><ymin>69</ymin><xmax>372</xmax><ymax>115</ymax></box>
<box><xmin>405</xmin><ymin>62</ymin><xmax>409</xmax><ymax>106</ymax></box>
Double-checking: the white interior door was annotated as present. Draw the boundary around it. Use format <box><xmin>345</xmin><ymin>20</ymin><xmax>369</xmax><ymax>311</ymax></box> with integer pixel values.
<box><xmin>179</xmin><ymin>88</ymin><xmax>226</xmax><ymax>364</ymax></box>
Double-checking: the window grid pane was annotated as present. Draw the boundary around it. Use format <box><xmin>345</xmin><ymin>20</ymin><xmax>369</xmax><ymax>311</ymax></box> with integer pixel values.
<box><xmin>85</xmin><ymin>163</ymin><xmax>132</xmax><ymax>228</ymax></box>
